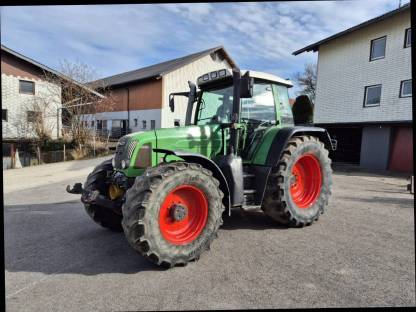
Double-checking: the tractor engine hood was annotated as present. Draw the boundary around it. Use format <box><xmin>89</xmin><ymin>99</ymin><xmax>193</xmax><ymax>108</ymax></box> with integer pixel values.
<box><xmin>113</xmin><ymin>131</ymin><xmax>156</xmax><ymax>172</ymax></box>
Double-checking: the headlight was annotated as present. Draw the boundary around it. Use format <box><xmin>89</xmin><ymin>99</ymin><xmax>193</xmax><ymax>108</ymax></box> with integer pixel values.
<box><xmin>134</xmin><ymin>143</ymin><xmax>152</xmax><ymax>168</ymax></box>
<box><xmin>112</xmin><ymin>157</ymin><xmax>115</xmax><ymax>168</ymax></box>
<box><xmin>121</xmin><ymin>159</ymin><xmax>127</xmax><ymax>169</ymax></box>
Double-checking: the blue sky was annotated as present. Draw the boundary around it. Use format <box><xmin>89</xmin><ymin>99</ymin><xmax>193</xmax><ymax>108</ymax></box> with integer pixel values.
<box><xmin>0</xmin><ymin>1</ymin><xmax>408</xmax><ymax>97</ymax></box>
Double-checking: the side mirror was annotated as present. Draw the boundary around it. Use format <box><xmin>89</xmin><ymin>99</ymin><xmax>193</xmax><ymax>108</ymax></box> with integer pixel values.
<box><xmin>185</xmin><ymin>81</ymin><xmax>197</xmax><ymax>126</ymax></box>
<box><xmin>188</xmin><ymin>81</ymin><xmax>196</xmax><ymax>100</ymax></box>
<box><xmin>169</xmin><ymin>94</ymin><xmax>175</xmax><ymax>112</ymax></box>
<box><xmin>239</xmin><ymin>73</ymin><xmax>253</xmax><ymax>98</ymax></box>
<box><xmin>169</xmin><ymin>91</ymin><xmax>190</xmax><ymax>113</ymax></box>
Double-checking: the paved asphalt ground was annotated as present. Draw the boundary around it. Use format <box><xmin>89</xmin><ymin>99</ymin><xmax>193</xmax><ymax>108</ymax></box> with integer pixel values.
<box><xmin>3</xmin><ymin>156</ymin><xmax>415</xmax><ymax>311</ymax></box>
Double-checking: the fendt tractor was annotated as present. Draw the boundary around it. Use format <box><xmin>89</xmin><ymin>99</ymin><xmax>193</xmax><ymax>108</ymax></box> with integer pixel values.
<box><xmin>67</xmin><ymin>68</ymin><xmax>336</xmax><ymax>267</ymax></box>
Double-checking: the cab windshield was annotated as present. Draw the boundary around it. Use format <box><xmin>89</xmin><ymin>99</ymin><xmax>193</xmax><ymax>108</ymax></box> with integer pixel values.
<box><xmin>195</xmin><ymin>81</ymin><xmax>276</xmax><ymax>125</ymax></box>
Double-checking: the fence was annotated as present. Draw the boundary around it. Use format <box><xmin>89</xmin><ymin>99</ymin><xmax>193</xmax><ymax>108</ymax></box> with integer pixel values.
<box><xmin>9</xmin><ymin>148</ymin><xmax>77</xmax><ymax>168</ymax></box>
<box><xmin>2</xmin><ymin>140</ymin><xmax>110</xmax><ymax>170</ymax></box>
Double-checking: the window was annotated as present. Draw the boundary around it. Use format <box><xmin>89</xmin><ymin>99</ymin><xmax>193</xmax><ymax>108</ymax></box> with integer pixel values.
<box><xmin>196</xmin><ymin>81</ymin><xmax>277</xmax><ymax>125</ymax></box>
<box><xmin>370</xmin><ymin>36</ymin><xmax>386</xmax><ymax>61</ymax></box>
<box><xmin>400</xmin><ymin>80</ymin><xmax>412</xmax><ymax>97</ymax></box>
<box><xmin>405</xmin><ymin>28</ymin><xmax>411</xmax><ymax>48</ymax></box>
<box><xmin>27</xmin><ymin>110</ymin><xmax>42</xmax><ymax>122</ymax></box>
<box><xmin>91</xmin><ymin>120</ymin><xmax>94</xmax><ymax>128</ymax></box>
<box><xmin>241</xmin><ymin>82</ymin><xmax>276</xmax><ymax>123</ymax></box>
<box><xmin>134</xmin><ymin>118</ymin><xmax>138</xmax><ymax>127</ymax></box>
<box><xmin>19</xmin><ymin>80</ymin><xmax>35</xmax><ymax>94</ymax></box>
<box><xmin>174</xmin><ymin>119</ymin><xmax>181</xmax><ymax>127</ymax></box>
<box><xmin>2</xmin><ymin>109</ymin><xmax>7</xmax><ymax>122</ymax></box>
<box><xmin>364</xmin><ymin>85</ymin><xmax>382</xmax><ymax>107</ymax></box>
<box><xmin>196</xmin><ymin>85</ymin><xmax>234</xmax><ymax>125</ymax></box>
<box><xmin>150</xmin><ymin>120</ymin><xmax>155</xmax><ymax>130</ymax></box>
<box><xmin>142</xmin><ymin>120</ymin><xmax>146</xmax><ymax>129</ymax></box>
<box><xmin>273</xmin><ymin>84</ymin><xmax>294</xmax><ymax>126</ymax></box>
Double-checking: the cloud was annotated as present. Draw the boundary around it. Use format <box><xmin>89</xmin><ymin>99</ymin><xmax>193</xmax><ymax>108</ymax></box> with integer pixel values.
<box><xmin>1</xmin><ymin>0</ymin><xmax>408</xmax><ymax>96</ymax></box>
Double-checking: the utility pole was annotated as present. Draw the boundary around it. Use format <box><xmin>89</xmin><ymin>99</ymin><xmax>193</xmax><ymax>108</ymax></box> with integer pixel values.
<box><xmin>126</xmin><ymin>87</ymin><xmax>130</xmax><ymax>134</ymax></box>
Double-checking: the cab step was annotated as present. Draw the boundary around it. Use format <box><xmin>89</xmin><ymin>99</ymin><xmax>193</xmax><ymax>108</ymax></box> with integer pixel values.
<box><xmin>243</xmin><ymin>189</ymin><xmax>257</xmax><ymax>194</ymax></box>
<box><xmin>241</xmin><ymin>205</ymin><xmax>262</xmax><ymax>211</ymax></box>
<box><xmin>243</xmin><ymin>173</ymin><xmax>255</xmax><ymax>178</ymax></box>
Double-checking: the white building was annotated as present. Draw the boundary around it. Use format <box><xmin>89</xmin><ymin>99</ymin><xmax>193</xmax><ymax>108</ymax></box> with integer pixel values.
<box><xmin>1</xmin><ymin>45</ymin><xmax>104</xmax><ymax>141</ymax></box>
<box><xmin>2</xmin><ymin>46</ymin><xmax>63</xmax><ymax>140</ymax></box>
<box><xmin>1</xmin><ymin>45</ymin><xmax>104</xmax><ymax>169</ymax></box>
<box><xmin>86</xmin><ymin>46</ymin><xmax>236</xmax><ymax>137</ymax></box>
<box><xmin>293</xmin><ymin>4</ymin><xmax>412</xmax><ymax>172</ymax></box>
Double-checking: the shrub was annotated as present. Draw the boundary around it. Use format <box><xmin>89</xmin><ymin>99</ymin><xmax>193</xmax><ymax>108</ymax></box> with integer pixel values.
<box><xmin>40</xmin><ymin>138</ymin><xmax>77</xmax><ymax>152</ymax></box>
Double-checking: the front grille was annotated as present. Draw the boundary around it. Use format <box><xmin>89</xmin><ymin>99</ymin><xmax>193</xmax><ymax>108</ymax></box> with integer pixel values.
<box><xmin>113</xmin><ymin>136</ymin><xmax>129</xmax><ymax>169</ymax></box>
<box><xmin>127</xmin><ymin>141</ymin><xmax>138</xmax><ymax>160</ymax></box>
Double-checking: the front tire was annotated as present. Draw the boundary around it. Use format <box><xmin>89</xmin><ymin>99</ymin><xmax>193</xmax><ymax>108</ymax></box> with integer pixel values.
<box><xmin>122</xmin><ymin>162</ymin><xmax>225</xmax><ymax>267</ymax></box>
<box><xmin>262</xmin><ymin>135</ymin><xmax>332</xmax><ymax>226</ymax></box>
<box><xmin>83</xmin><ymin>159</ymin><xmax>123</xmax><ymax>231</ymax></box>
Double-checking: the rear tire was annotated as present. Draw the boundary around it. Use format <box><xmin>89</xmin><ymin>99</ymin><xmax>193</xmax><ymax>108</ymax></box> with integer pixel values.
<box><xmin>83</xmin><ymin>159</ymin><xmax>123</xmax><ymax>231</ymax></box>
<box><xmin>122</xmin><ymin>162</ymin><xmax>225</xmax><ymax>267</ymax></box>
<box><xmin>262</xmin><ymin>135</ymin><xmax>332</xmax><ymax>226</ymax></box>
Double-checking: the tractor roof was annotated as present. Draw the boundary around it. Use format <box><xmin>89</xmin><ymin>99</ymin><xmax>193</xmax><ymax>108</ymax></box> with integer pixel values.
<box><xmin>197</xmin><ymin>68</ymin><xmax>293</xmax><ymax>89</ymax></box>
<box><xmin>243</xmin><ymin>70</ymin><xmax>293</xmax><ymax>87</ymax></box>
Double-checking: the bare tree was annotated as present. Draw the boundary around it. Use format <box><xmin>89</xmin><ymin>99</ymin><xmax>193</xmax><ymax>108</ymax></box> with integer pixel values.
<box><xmin>12</xmin><ymin>80</ymin><xmax>61</xmax><ymax>142</ymax></box>
<box><xmin>24</xmin><ymin>91</ymin><xmax>60</xmax><ymax>142</ymax></box>
<box><xmin>41</xmin><ymin>60</ymin><xmax>116</xmax><ymax>150</ymax></box>
<box><xmin>295</xmin><ymin>63</ymin><xmax>317</xmax><ymax>104</ymax></box>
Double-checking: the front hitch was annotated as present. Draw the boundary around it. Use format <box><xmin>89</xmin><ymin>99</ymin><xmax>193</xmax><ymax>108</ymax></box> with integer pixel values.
<box><xmin>66</xmin><ymin>182</ymin><xmax>123</xmax><ymax>215</ymax></box>
<box><xmin>66</xmin><ymin>183</ymin><xmax>84</xmax><ymax>194</ymax></box>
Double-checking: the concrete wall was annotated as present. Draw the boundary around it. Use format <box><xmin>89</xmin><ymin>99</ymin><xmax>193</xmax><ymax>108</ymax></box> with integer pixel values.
<box><xmin>360</xmin><ymin>125</ymin><xmax>392</xmax><ymax>170</ymax></box>
<box><xmin>2</xmin><ymin>73</ymin><xmax>62</xmax><ymax>140</ymax></box>
<box><xmin>162</xmin><ymin>52</ymin><xmax>232</xmax><ymax>128</ymax></box>
<box><xmin>314</xmin><ymin>9</ymin><xmax>411</xmax><ymax>124</ymax></box>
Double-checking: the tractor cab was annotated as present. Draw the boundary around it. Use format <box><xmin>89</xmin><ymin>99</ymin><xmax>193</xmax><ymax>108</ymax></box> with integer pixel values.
<box><xmin>195</xmin><ymin>68</ymin><xmax>294</xmax><ymax>128</ymax></box>
<box><xmin>168</xmin><ymin>68</ymin><xmax>295</xmax><ymax>162</ymax></box>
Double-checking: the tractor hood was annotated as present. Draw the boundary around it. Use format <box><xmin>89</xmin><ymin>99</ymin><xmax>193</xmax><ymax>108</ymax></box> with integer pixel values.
<box><xmin>114</xmin><ymin>124</ymin><xmax>223</xmax><ymax>178</ymax></box>
<box><xmin>153</xmin><ymin>125</ymin><xmax>223</xmax><ymax>158</ymax></box>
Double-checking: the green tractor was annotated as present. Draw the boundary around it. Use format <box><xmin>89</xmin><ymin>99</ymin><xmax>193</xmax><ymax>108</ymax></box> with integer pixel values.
<box><xmin>67</xmin><ymin>68</ymin><xmax>335</xmax><ymax>267</ymax></box>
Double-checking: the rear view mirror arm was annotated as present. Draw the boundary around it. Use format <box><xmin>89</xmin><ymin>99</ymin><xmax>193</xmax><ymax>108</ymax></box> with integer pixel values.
<box><xmin>169</xmin><ymin>91</ymin><xmax>189</xmax><ymax>113</ymax></box>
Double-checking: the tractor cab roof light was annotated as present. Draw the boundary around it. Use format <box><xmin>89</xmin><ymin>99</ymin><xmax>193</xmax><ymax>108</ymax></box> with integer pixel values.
<box><xmin>197</xmin><ymin>69</ymin><xmax>232</xmax><ymax>88</ymax></box>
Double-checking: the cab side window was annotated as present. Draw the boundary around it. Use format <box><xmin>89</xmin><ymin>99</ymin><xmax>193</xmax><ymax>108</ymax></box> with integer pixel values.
<box><xmin>273</xmin><ymin>84</ymin><xmax>294</xmax><ymax>126</ymax></box>
<box><xmin>241</xmin><ymin>81</ymin><xmax>275</xmax><ymax>122</ymax></box>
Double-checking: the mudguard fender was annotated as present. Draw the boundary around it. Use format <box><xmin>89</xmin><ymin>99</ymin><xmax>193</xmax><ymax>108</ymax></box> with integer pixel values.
<box><xmin>153</xmin><ymin>148</ymin><xmax>232</xmax><ymax>215</ymax></box>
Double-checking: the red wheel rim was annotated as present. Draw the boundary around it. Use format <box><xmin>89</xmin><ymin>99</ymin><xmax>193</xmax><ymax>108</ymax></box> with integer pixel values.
<box><xmin>290</xmin><ymin>154</ymin><xmax>322</xmax><ymax>209</ymax></box>
<box><xmin>159</xmin><ymin>185</ymin><xmax>208</xmax><ymax>245</ymax></box>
